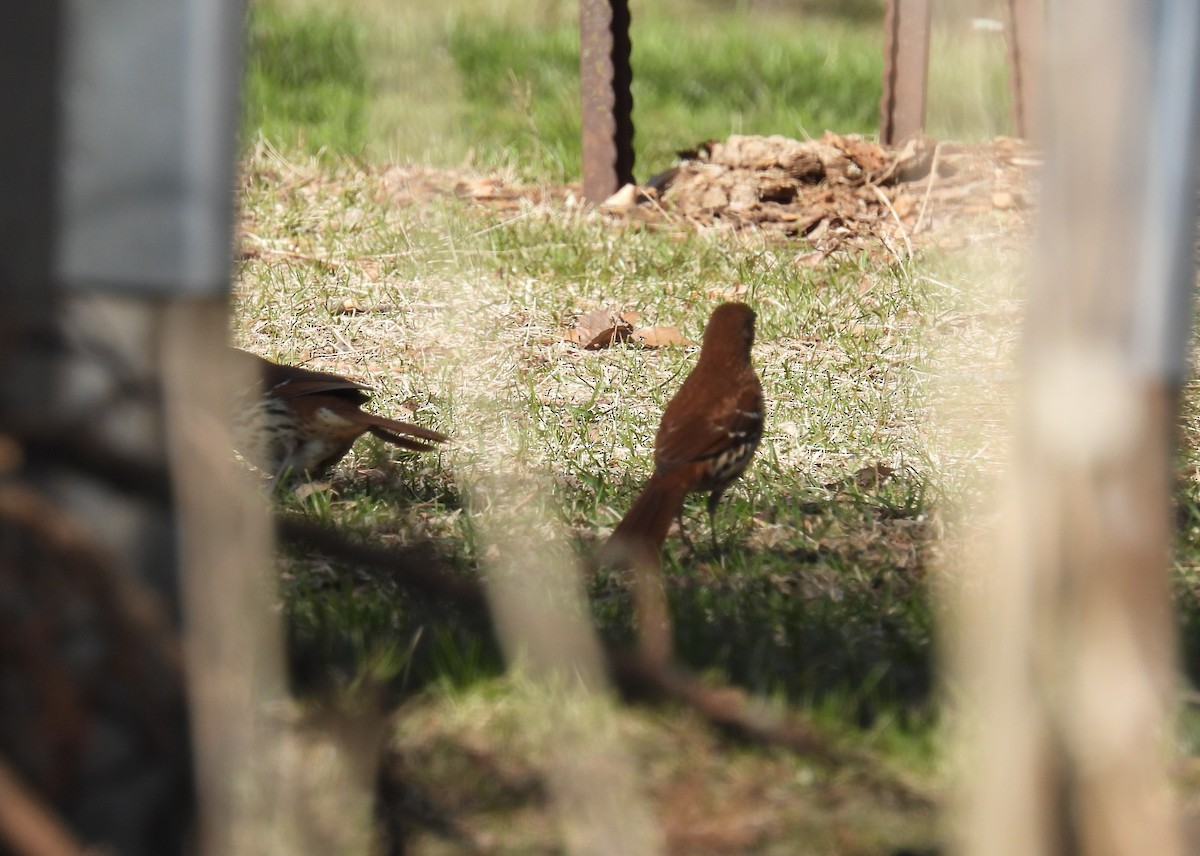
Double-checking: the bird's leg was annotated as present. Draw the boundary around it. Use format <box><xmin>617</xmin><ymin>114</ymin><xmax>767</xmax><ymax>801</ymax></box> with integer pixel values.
<box><xmin>269</xmin><ymin>462</ymin><xmax>293</xmax><ymax>494</ymax></box>
<box><xmin>271</xmin><ymin>437</ymin><xmax>299</xmax><ymax>487</ymax></box>
<box><xmin>706</xmin><ymin>489</ymin><xmax>724</xmax><ymax>555</ymax></box>
<box><xmin>675</xmin><ymin>508</ymin><xmax>693</xmax><ymax>552</ymax></box>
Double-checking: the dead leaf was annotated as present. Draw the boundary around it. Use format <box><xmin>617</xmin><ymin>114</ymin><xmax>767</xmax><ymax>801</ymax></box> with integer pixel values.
<box><xmin>327</xmin><ymin>297</ymin><xmax>398</xmax><ymax>315</ymax></box>
<box><xmin>358</xmin><ymin>259</ymin><xmax>382</xmax><ymax>281</ymax></box>
<box><xmin>584</xmin><ymin>325</ymin><xmax>633</xmax><ymax>350</ymax></box>
<box><xmin>829</xmin><ymin>134</ymin><xmax>890</xmax><ymax>178</ymax></box>
<box><xmin>891</xmin><ymin>194</ymin><xmax>918</xmax><ymax>220</ymax></box>
<box><xmin>707</xmin><ymin>283</ymin><xmax>749</xmax><ymax>299</ymax></box>
<box><xmin>642</xmin><ymin>132</ymin><xmax>1037</xmax><ymax>260</ymax></box>
<box><xmin>823</xmin><ymin>464</ymin><xmax>897</xmax><ymax>493</ymax></box>
<box><xmin>293</xmin><ymin>481</ymin><xmax>333</xmax><ymax>500</ymax></box>
<box><xmin>454</xmin><ymin>177</ymin><xmax>514</xmax><ymax>200</ymax></box>
<box><xmin>566</xmin><ymin>308</ymin><xmax>636</xmax><ymax>350</ymax></box>
<box><xmin>747</xmin><ymin>520</ymin><xmax>791</xmax><ymax>550</ymax></box>
<box><xmin>631</xmin><ymin>326</ymin><xmax>695</xmax><ymax>348</ymax></box>
<box><xmin>699</xmin><ymin>185</ymin><xmax>730</xmax><ymax>210</ymax></box>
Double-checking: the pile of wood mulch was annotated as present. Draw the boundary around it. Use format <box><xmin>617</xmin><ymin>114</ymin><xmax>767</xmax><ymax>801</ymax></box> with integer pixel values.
<box><xmin>374</xmin><ymin>132</ymin><xmax>1039</xmax><ymax>258</ymax></box>
<box><xmin>607</xmin><ymin>132</ymin><xmax>1040</xmax><ymax>257</ymax></box>
<box><xmin>433</xmin><ymin>131</ymin><xmax>1040</xmax><ymax>258</ymax></box>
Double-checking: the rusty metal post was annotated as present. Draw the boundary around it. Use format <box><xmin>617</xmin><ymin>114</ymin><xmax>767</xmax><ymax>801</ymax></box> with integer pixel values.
<box><xmin>580</xmin><ymin>0</ymin><xmax>634</xmax><ymax>203</ymax></box>
<box><xmin>880</xmin><ymin>0</ymin><xmax>932</xmax><ymax>145</ymax></box>
<box><xmin>1006</xmin><ymin>0</ymin><xmax>1044</xmax><ymax>140</ymax></box>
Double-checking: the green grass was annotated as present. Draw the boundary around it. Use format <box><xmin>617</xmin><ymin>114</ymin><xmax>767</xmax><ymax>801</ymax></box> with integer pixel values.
<box><xmin>926</xmin><ymin>12</ymin><xmax>1014</xmax><ymax>139</ymax></box>
<box><xmin>388</xmin><ymin>672</ymin><xmax>939</xmax><ymax>854</ymax></box>
<box><xmin>446</xmin><ymin>9</ymin><xmax>886</xmax><ymax>181</ymax></box>
<box><xmin>243</xmin><ymin>2</ymin><xmax>369</xmax><ymax>155</ymax></box>
<box><xmin>244</xmin><ymin>0</ymin><xmax>1013</xmax><ymax>176</ymax></box>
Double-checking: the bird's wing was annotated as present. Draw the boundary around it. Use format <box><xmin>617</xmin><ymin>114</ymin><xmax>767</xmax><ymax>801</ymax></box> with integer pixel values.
<box><xmin>653</xmin><ymin>380</ymin><xmax>762</xmax><ymax>472</ymax></box>
<box><xmin>233</xmin><ymin>348</ymin><xmax>372</xmax><ymax>397</ymax></box>
<box><xmin>267</xmin><ymin>378</ymin><xmax>371</xmax><ymax>401</ymax></box>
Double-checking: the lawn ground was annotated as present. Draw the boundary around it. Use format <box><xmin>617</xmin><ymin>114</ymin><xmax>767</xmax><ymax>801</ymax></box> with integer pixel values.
<box><xmin>233</xmin><ymin>1</ymin><xmax>1200</xmax><ymax>852</ymax></box>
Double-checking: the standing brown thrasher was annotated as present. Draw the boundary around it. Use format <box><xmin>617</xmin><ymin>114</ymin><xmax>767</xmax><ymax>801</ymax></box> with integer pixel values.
<box><xmin>232</xmin><ymin>349</ymin><xmax>448</xmax><ymax>477</ymax></box>
<box><xmin>600</xmin><ymin>302</ymin><xmax>764</xmax><ymax>568</ymax></box>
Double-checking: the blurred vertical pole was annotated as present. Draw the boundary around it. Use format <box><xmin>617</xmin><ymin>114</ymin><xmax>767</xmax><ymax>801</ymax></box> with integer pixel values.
<box><xmin>163</xmin><ymin>312</ymin><xmax>288</xmax><ymax>856</ymax></box>
<box><xmin>580</xmin><ymin>0</ymin><xmax>635</xmax><ymax>202</ymax></box>
<box><xmin>880</xmin><ymin>0</ymin><xmax>932</xmax><ymax>145</ymax></box>
<box><xmin>0</xmin><ymin>4</ymin><xmax>59</xmax><ymax>391</ymax></box>
<box><xmin>56</xmin><ymin>0</ymin><xmax>266</xmax><ymax>848</ymax></box>
<box><xmin>0</xmin><ymin>0</ymin><xmax>299</xmax><ymax>854</ymax></box>
<box><xmin>57</xmin><ymin>0</ymin><xmax>304</xmax><ymax>850</ymax></box>
<box><xmin>0</xmin><ymin>1</ymin><xmax>197</xmax><ymax>853</ymax></box>
<box><xmin>1005</xmin><ymin>0</ymin><xmax>1043</xmax><ymax>140</ymax></box>
<box><xmin>952</xmin><ymin>0</ymin><xmax>1196</xmax><ymax>853</ymax></box>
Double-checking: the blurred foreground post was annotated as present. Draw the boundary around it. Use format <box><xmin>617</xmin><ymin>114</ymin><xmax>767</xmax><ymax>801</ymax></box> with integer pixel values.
<box><xmin>953</xmin><ymin>0</ymin><xmax>1198</xmax><ymax>853</ymax></box>
<box><xmin>0</xmin><ymin>0</ymin><xmax>312</xmax><ymax>852</ymax></box>
<box><xmin>443</xmin><ymin>300</ymin><xmax>663</xmax><ymax>853</ymax></box>
<box><xmin>1005</xmin><ymin>0</ymin><xmax>1043</xmax><ymax>139</ymax></box>
<box><xmin>463</xmin><ymin>468</ymin><xmax>662</xmax><ymax>856</ymax></box>
<box><xmin>55</xmin><ymin>0</ymin><xmax>302</xmax><ymax>846</ymax></box>
<box><xmin>162</xmin><ymin>311</ymin><xmax>290</xmax><ymax>855</ymax></box>
<box><xmin>0</xmin><ymin>2</ymin><xmax>196</xmax><ymax>852</ymax></box>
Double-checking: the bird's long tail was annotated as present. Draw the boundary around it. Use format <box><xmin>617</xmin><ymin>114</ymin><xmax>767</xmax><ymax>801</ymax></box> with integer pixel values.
<box><xmin>601</xmin><ymin>469</ymin><xmax>691</xmax><ymax>568</ymax></box>
<box><xmin>600</xmin><ymin>469</ymin><xmax>692</xmax><ymax>664</ymax></box>
<box><xmin>353</xmin><ymin>412</ymin><xmax>450</xmax><ymax>452</ymax></box>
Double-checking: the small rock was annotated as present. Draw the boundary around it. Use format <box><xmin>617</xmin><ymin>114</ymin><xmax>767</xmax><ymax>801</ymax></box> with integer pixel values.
<box><xmin>991</xmin><ymin>190</ymin><xmax>1018</xmax><ymax>209</ymax></box>
<box><xmin>601</xmin><ymin>183</ymin><xmax>638</xmax><ymax>211</ymax></box>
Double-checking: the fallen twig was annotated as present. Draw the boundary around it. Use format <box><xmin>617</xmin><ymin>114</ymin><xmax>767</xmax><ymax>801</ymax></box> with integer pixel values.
<box><xmin>912</xmin><ymin>141</ymin><xmax>942</xmax><ymax>236</ymax></box>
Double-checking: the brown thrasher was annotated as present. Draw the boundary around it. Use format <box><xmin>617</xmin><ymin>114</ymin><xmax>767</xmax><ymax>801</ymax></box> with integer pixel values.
<box><xmin>232</xmin><ymin>349</ymin><xmax>448</xmax><ymax>477</ymax></box>
<box><xmin>601</xmin><ymin>302</ymin><xmax>764</xmax><ymax>567</ymax></box>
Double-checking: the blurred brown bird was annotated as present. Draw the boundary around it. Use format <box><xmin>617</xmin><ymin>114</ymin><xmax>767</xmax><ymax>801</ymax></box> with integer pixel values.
<box><xmin>233</xmin><ymin>349</ymin><xmax>448</xmax><ymax>477</ymax></box>
<box><xmin>601</xmin><ymin>302</ymin><xmax>763</xmax><ymax>567</ymax></box>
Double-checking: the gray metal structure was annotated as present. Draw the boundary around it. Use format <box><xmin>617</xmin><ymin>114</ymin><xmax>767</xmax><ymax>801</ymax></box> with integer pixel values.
<box><xmin>56</xmin><ymin>0</ymin><xmax>243</xmax><ymax>295</ymax></box>
<box><xmin>1132</xmin><ymin>0</ymin><xmax>1200</xmax><ymax>382</ymax></box>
